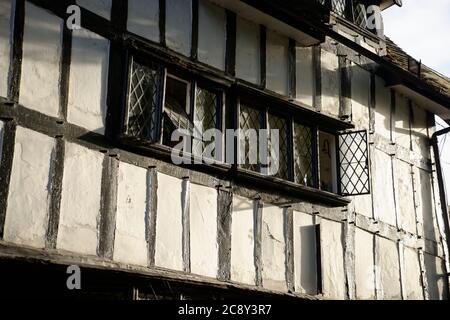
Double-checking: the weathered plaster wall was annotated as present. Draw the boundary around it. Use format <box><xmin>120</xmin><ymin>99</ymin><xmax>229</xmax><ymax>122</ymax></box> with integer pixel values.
<box><xmin>57</xmin><ymin>142</ymin><xmax>103</xmax><ymax>256</ymax></box>
<box><xmin>166</xmin><ymin>0</ymin><xmax>192</xmax><ymax>57</ymax></box>
<box><xmin>0</xmin><ymin>0</ymin><xmax>11</xmax><ymax>98</ymax></box>
<box><xmin>19</xmin><ymin>3</ymin><xmax>62</xmax><ymax>118</ymax></box>
<box><xmin>410</xmin><ymin>103</ymin><xmax>430</xmax><ymax>159</ymax></box>
<box><xmin>375</xmin><ymin>76</ymin><xmax>392</xmax><ymax>141</ymax></box>
<box><xmin>402</xmin><ymin>246</ymin><xmax>423</xmax><ymax>299</ymax></box>
<box><xmin>351</xmin><ymin>64</ymin><xmax>370</xmax><ymax>129</ymax></box>
<box><xmin>355</xmin><ymin>228</ymin><xmax>375</xmax><ymax>300</ymax></box>
<box><xmin>235</xmin><ymin>17</ymin><xmax>260</xmax><ymax>85</ymax></box>
<box><xmin>154</xmin><ymin>172</ymin><xmax>184</xmax><ymax>271</ymax></box>
<box><xmin>3</xmin><ymin>127</ymin><xmax>54</xmax><ymax>248</ymax></box>
<box><xmin>321</xmin><ymin>219</ymin><xmax>346</xmax><ymax>299</ymax></box>
<box><xmin>321</xmin><ymin>50</ymin><xmax>339</xmax><ymax>117</ymax></box>
<box><xmin>127</xmin><ymin>0</ymin><xmax>159</xmax><ymax>43</ymax></box>
<box><xmin>394</xmin><ymin>93</ymin><xmax>410</xmax><ymax>150</ymax></box>
<box><xmin>377</xmin><ymin>236</ymin><xmax>402</xmax><ymax>299</ymax></box>
<box><xmin>231</xmin><ymin>195</ymin><xmax>255</xmax><ymax>285</ymax></box>
<box><xmin>113</xmin><ymin>162</ymin><xmax>148</xmax><ymax>266</ymax></box>
<box><xmin>266</xmin><ymin>29</ymin><xmax>288</xmax><ymax>96</ymax></box>
<box><xmin>295</xmin><ymin>46</ymin><xmax>314</xmax><ymax>107</ymax></box>
<box><xmin>68</xmin><ymin>28</ymin><xmax>110</xmax><ymax>134</ymax></box>
<box><xmin>394</xmin><ymin>159</ymin><xmax>416</xmax><ymax>234</ymax></box>
<box><xmin>292</xmin><ymin>211</ymin><xmax>317</xmax><ymax>295</ymax></box>
<box><xmin>190</xmin><ymin>183</ymin><xmax>218</xmax><ymax>278</ymax></box>
<box><xmin>76</xmin><ymin>0</ymin><xmax>112</xmax><ymax>20</ymax></box>
<box><xmin>425</xmin><ymin>254</ymin><xmax>448</xmax><ymax>300</ymax></box>
<box><xmin>261</xmin><ymin>205</ymin><xmax>286</xmax><ymax>291</ymax></box>
<box><xmin>198</xmin><ymin>0</ymin><xmax>226</xmax><ymax>71</ymax></box>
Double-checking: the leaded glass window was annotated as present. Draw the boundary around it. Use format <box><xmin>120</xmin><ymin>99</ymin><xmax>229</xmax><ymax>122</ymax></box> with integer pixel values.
<box><xmin>193</xmin><ymin>87</ymin><xmax>219</xmax><ymax>158</ymax></box>
<box><xmin>239</xmin><ymin>104</ymin><xmax>262</xmax><ymax>172</ymax></box>
<box><xmin>293</xmin><ymin>122</ymin><xmax>314</xmax><ymax>187</ymax></box>
<box><xmin>268</xmin><ymin>113</ymin><xmax>289</xmax><ymax>180</ymax></box>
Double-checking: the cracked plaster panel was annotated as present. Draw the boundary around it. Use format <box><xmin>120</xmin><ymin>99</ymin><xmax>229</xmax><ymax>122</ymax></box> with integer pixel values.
<box><xmin>321</xmin><ymin>219</ymin><xmax>346</xmax><ymax>299</ymax></box>
<box><xmin>57</xmin><ymin>142</ymin><xmax>103</xmax><ymax>256</ymax></box>
<box><xmin>261</xmin><ymin>204</ymin><xmax>286</xmax><ymax>292</ymax></box>
<box><xmin>67</xmin><ymin>28</ymin><xmax>110</xmax><ymax>134</ymax></box>
<box><xmin>377</xmin><ymin>236</ymin><xmax>401</xmax><ymax>299</ymax></box>
<box><xmin>266</xmin><ymin>29</ymin><xmax>289</xmax><ymax>96</ymax></box>
<box><xmin>76</xmin><ymin>0</ymin><xmax>112</xmax><ymax>20</ymax></box>
<box><xmin>374</xmin><ymin>76</ymin><xmax>392</xmax><ymax>141</ymax></box>
<box><xmin>4</xmin><ymin>127</ymin><xmax>54</xmax><ymax>248</ymax></box>
<box><xmin>190</xmin><ymin>183</ymin><xmax>218</xmax><ymax>278</ymax></box>
<box><xmin>166</xmin><ymin>0</ymin><xmax>192</xmax><ymax>57</ymax></box>
<box><xmin>155</xmin><ymin>172</ymin><xmax>184</xmax><ymax>271</ymax></box>
<box><xmin>113</xmin><ymin>162</ymin><xmax>148</xmax><ymax>266</ymax></box>
<box><xmin>425</xmin><ymin>254</ymin><xmax>448</xmax><ymax>300</ymax></box>
<box><xmin>355</xmin><ymin>228</ymin><xmax>375</xmax><ymax>300</ymax></box>
<box><xmin>372</xmin><ymin>148</ymin><xmax>396</xmax><ymax>226</ymax></box>
<box><xmin>394</xmin><ymin>93</ymin><xmax>411</xmax><ymax>150</ymax></box>
<box><xmin>19</xmin><ymin>2</ymin><xmax>62</xmax><ymax>118</ymax></box>
<box><xmin>198</xmin><ymin>0</ymin><xmax>226</xmax><ymax>71</ymax></box>
<box><xmin>295</xmin><ymin>46</ymin><xmax>314</xmax><ymax>107</ymax></box>
<box><xmin>321</xmin><ymin>50</ymin><xmax>339</xmax><ymax>118</ymax></box>
<box><xmin>127</xmin><ymin>0</ymin><xmax>159</xmax><ymax>42</ymax></box>
<box><xmin>394</xmin><ymin>159</ymin><xmax>416</xmax><ymax>234</ymax></box>
<box><xmin>231</xmin><ymin>195</ymin><xmax>255</xmax><ymax>285</ymax></box>
<box><xmin>0</xmin><ymin>0</ymin><xmax>11</xmax><ymax>98</ymax></box>
<box><xmin>403</xmin><ymin>246</ymin><xmax>423</xmax><ymax>300</ymax></box>
<box><xmin>293</xmin><ymin>211</ymin><xmax>317</xmax><ymax>295</ymax></box>
<box><xmin>235</xmin><ymin>16</ymin><xmax>260</xmax><ymax>85</ymax></box>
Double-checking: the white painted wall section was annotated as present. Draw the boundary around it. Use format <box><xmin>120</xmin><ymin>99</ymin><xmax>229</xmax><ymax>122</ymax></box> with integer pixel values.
<box><xmin>0</xmin><ymin>0</ymin><xmax>11</xmax><ymax>98</ymax></box>
<box><xmin>3</xmin><ymin>127</ymin><xmax>54</xmax><ymax>248</ymax></box>
<box><xmin>113</xmin><ymin>162</ymin><xmax>148</xmax><ymax>266</ymax></box>
<box><xmin>425</xmin><ymin>254</ymin><xmax>448</xmax><ymax>300</ymax></box>
<box><xmin>68</xmin><ymin>28</ymin><xmax>110</xmax><ymax>134</ymax></box>
<box><xmin>402</xmin><ymin>246</ymin><xmax>423</xmax><ymax>300</ymax></box>
<box><xmin>58</xmin><ymin>142</ymin><xmax>103</xmax><ymax>256</ymax></box>
<box><xmin>155</xmin><ymin>172</ymin><xmax>184</xmax><ymax>271</ymax></box>
<box><xmin>198</xmin><ymin>0</ymin><xmax>226</xmax><ymax>71</ymax></box>
<box><xmin>394</xmin><ymin>93</ymin><xmax>410</xmax><ymax>150</ymax></box>
<box><xmin>411</xmin><ymin>103</ymin><xmax>430</xmax><ymax>159</ymax></box>
<box><xmin>295</xmin><ymin>46</ymin><xmax>314</xmax><ymax>107</ymax></box>
<box><xmin>351</xmin><ymin>64</ymin><xmax>370</xmax><ymax>129</ymax></box>
<box><xmin>375</xmin><ymin>76</ymin><xmax>392</xmax><ymax>141</ymax></box>
<box><xmin>127</xmin><ymin>0</ymin><xmax>159</xmax><ymax>42</ymax></box>
<box><xmin>166</xmin><ymin>0</ymin><xmax>192</xmax><ymax>57</ymax></box>
<box><xmin>19</xmin><ymin>3</ymin><xmax>62</xmax><ymax>118</ymax></box>
<box><xmin>261</xmin><ymin>205</ymin><xmax>286</xmax><ymax>291</ymax></box>
<box><xmin>292</xmin><ymin>211</ymin><xmax>317</xmax><ymax>294</ymax></box>
<box><xmin>377</xmin><ymin>236</ymin><xmax>401</xmax><ymax>299</ymax></box>
<box><xmin>235</xmin><ymin>17</ymin><xmax>260</xmax><ymax>85</ymax></box>
<box><xmin>355</xmin><ymin>228</ymin><xmax>375</xmax><ymax>300</ymax></box>
<box><xmin>76</xmin><ymin>0</ymin><xmax>112</xmax><ymax>20</ymax></box>
<box><xmin>190</xmin><ymin>183</ymin><xmax>218</xmax><ymax>278</ymax></box>
<box><xmin>415</xmin><ymin>168</ymin><xmax>440</xmax><ymax>242</ymax></box>
<box><xmin>266</xmin><ymin>29</ymin><xmax>289</xmax><ymax>96</ymax></box>
<box><xmin>320</xmin><ymin>219</ymin><xmax>346</xmax><ymax>299</ymax></box>
<box><xmin>321</xmin><ymin>50</ymin><xmax>339</xmax><ymax>117</ymax></box>
<box><xmin>394</xmin><ymin>159</ymin><xmax>416</xmax><ymax>234</ymax></box>
<box><xmin>231</xmin><ymin>195</ymin><xmax>255</xmax><ymax>285</ymax></box>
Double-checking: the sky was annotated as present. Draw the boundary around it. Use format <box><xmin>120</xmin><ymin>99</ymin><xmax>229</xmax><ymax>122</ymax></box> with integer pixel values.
<box><xmin>383</xmin><ymin>0</ymin><xmax>450</xmax><ymax>202</ymax></box>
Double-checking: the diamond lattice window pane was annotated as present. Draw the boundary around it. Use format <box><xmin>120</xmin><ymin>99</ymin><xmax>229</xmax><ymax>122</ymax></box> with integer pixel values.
<box><xmin>239</xmin><ymin>104</ymin><xmax>261</xmax><ymax>172</ymax></box>
<box><xmin>353</xmin><ymin>4</ymin><xmax>367</xmax><ymax>28</ymax></box>
<box><xmin>268</xmin><ymin>114</ymin><xmax>289</xmax><ymax>180</ymax></box>
<box><xmin>332</xmin><ymin>0</ymin><xmax>347</xmax><ymax>17</ymax></box>
<box><xmin>193</xmin><ymin>87</ymin><xmax>218</xmax><ymax>158</ymax></box>
<box><xmin>126</xmin><ymin>59</ymin><xmax>161</xmax><ymax>141</ymax></box>
<box><xmin>293</xmin><ymin>122</ymin><xmax>314</xmax><ymax>187</ymax></box>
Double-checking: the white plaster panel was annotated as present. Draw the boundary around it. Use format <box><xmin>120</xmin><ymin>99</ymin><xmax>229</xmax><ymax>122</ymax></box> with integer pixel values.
<box><xmin>3</xmin><ymin>127</ymin><xmax>54</xmax><ymax>248</ymax></box>
<box><xmin>410</xmin><ymin>103</ymin><xmax>430</xmax><ymax>159</ymax></box>
<box><xmin>261</xmin><ymin>205</ymin><xmax>286</xmax><ymax>291</ymax></box>
<box><xmin>155</xmin><ymin>172</ymin><xmax>184</xmax><ymax>271</ymax></box>
<box><xmin>166</xmin><ymin>0</ymin><xmax>192</xmax><ymax>57</ymax></box>
<box><xmin>355</xmin><ymin>228</ymin><xmax>375</xmax><ymax>300</ymax></box>
<box><xmin>198</xmin><ymin>0</ymin><xmax>226</xmax><ymax>70</ymax></box>
<box><xmin>127</xmin><ymin>0</ymin><xmax>159</xmax><ymax>42</ymax></box>
<box><xmin>372</xmin><ymin>148</ymin><xmax>396</xmax><ymax>226</ymax></box>
<box><xmin>68</xmin><ymin>28</ymin><xmax>110</xmax><ymax>134</ymax></box>
<box><xmin>293</xmin><ymin>211</ymin><xmax>317</xmax><ymax>295</ymax></box>
<box><xmin>353</xmin><ymin>194</ymin><xmax>373</xmax><ymax>219</ymax></box>
<box><xmin>113</xmin><ymin>162</ymin><xmax>148</xmax><ymax>266</ymax></box>
<box><xmin>190</xmin><ymin>183</ymin><xmax>218</xmax><ymax>278</ymax></box>
<box><xmin>377</xmin><ymin>236</ymin><xmax>401</xmax><ymax>299</ymax></box>
<box><xmin>351</xmin><ymin>64</ymin><xmax>370</xmax><ymax>129</ymax></box>
<box><xmin>415</xmin><ymin>168</ymin><xmax>440</xmax><ymax>242</ymax></box>
<box><xmin>394</xmin><ymin>93</ymin><xmax>410</xmax><ymax>150</ymax></box>
<box><xmin>266</xmin><ymin>29</ymin><xmax>289</xmax><ymax>96</ymax></box>
<box><xmin>375</xmin><ymin>76</ymin><xmax>392</xmax><ymax>141</ymax></box>
<box><xmin>58</xmin><ymin>142</ymin><xmax>103</xmax><ymax>256</ymax></box>
<box><xmin>394</xmin><ymin>159</ymin><xmax>416</xmax><ymax>234</ymax></box>
<box><xmin>321</xmin><ymin>50</ymin><xmax>339</xmax><ymax>117</ymax></box>
<box><xmin>0</xmin><ymin>0</ymin><xmax>11</xmax><ymax>98</ymax></box>
<box><xmin>295</xmin><ymin>46</ymin><xmax>314</xmax><ymax>107</ymax></box>
<box><xmin>425</xmin><ymin>254</ymin><xmax>448</xmax><ymax>300</ymax></box>
<box><xmin>19</xmin><ymin>3</ymin><xmax>62</xmax><ymax>118</ymax></box>
<box><xmin>76</xmin><ymin>0</ymin><xmax>112</xmax><ymax>20</ymax></box>
<box><xmin>235</xmin><ymin>17</ymin><xmax>260</xmax><ymax>85</ymax></box>
<box><xmin>320</xmin><ymin>219</ymin><xmax>346</xmax><ymax>299</ymax></box>
<box><xmin>231</xmin><ymin>195</ymin><xmax>255</xmax><ymax>285</ymax></box>
<box><xmin>403</xmin><ymin>246</ymin><xmax>423</xmax><ymax>300</ymax></box>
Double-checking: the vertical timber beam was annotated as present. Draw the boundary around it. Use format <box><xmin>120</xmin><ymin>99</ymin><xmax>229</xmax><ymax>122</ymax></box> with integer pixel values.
<box><xmin>313</xmin><ymin>45</ymin><xmax>322</xmax><ymax>112</ymax></box>
<box><xmin>146</xmin><ymin>168</ymin><xmax>158</xmax><ymax>267</ymax></box>
<box><xmin>288</xmin><ymin>39</ymin><xmax>296</xmax><ymax>100</ymax></box>
<box><xmin>225</xmin><ymin>10</ymin><xmax>236</xmax><ymax>77</ymax></box>
<box><xmin>217</xmin><ymin>188</ymin><xmax>232</xmax><ymax>281</ymax></box>
<box><xmin>284</xmin><ymin>207</ymin><xmax>295</xmax><ymax>292</ymax></box>
<box><xmin>182</xmin><ymin>178</ymin><xmax>191</xmax><ymax>273</ymax></box>
<box><xmin>259</xmin><ymin>25</ymin><xmax>266</xmax><ymax>89</ymax></box>
<box><xmin>254</xmin><ymin>199</ymin><xmax>263</xmax><ymax>287</ymax></box>
<box><xmin>8</xmin><ymin>0</ymin><xmax>25</xmax><ymax>102</ymax></box>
